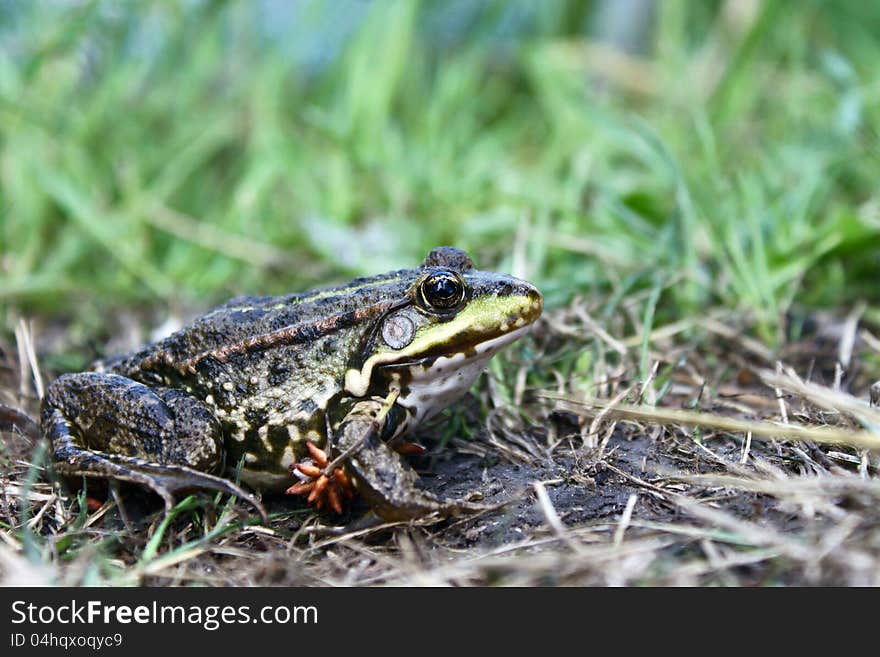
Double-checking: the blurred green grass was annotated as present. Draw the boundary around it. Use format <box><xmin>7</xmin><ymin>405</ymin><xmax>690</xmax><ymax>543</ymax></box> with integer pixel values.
<box><xmin>1</xmin><ymin>0</ymin><xmax>879</xmax><ymax>347</ymax></box>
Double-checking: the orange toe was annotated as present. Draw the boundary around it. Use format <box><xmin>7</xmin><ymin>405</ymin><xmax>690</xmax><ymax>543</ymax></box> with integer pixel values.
<box><xmin>285</xmin><ymin>442</ymin><xmax>356</xmax><ymax>514</ymax></box>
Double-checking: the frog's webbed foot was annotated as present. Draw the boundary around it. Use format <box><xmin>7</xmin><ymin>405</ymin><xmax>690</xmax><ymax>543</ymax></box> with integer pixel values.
<box><xmin>285</xmin><ymin>441</ymin><xmax>355</xmax><ymax>514</ymax></box>
<box><xmin>53</xmin><ymin>438</ymin><xmax>268</xmax><ymax>522</ymax></box>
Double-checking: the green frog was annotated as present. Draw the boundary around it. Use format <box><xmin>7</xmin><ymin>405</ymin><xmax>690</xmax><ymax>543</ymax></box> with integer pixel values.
<box><xmin>42</xmin><ymin>247</ymin><xmax>543</xmax><ymax>522</ymax></box>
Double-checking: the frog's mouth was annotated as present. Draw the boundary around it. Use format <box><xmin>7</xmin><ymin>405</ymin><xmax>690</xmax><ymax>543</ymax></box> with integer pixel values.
<box><xmin>344</xmin><ymin>288</ymin><xmax>542</xmax><ymax>398</ymax></box>
<box><xmin>378</xmin><ymin>324</ymin><xmax>533</xmax><ymax>373</ymax></box>
<box><xmin>376</xmin><ymin>324</ymin><xmax>535</xmax><ymax>423</ymax></box>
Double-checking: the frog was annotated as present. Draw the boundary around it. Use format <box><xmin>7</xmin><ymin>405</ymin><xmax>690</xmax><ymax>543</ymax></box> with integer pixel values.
<box><xmin>41</xmin><ymin>247</ymin><xmax>543</xmax><ymax>522</ymax></box>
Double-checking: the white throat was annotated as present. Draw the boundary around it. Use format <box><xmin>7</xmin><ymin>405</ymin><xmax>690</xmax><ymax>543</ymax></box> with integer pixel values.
<box><xmin>395</xmin><ymin>325</ymin><xmax>532</xmax><ymax>425</ymax></box>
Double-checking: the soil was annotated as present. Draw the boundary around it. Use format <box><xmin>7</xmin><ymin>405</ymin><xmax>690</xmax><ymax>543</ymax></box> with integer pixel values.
<box><xmin>2</xmin><ymin>307</ymin><xmax>879</xmax><ymax>586</ymax></box>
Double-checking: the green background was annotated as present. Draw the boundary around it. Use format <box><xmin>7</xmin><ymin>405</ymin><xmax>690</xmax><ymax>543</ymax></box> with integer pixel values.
<box><xmin>2</xmin><ymin>0</ymin><xmax>879</xmax><ymax>349</ymax></box>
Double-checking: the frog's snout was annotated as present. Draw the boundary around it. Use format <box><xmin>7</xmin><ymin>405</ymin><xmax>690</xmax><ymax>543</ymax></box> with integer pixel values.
<box><xmin>501</xmin><ymin>281</ymin><xmax>543</xmax><ymax>328</ymax></box>
<box><xmin>523</xmin><ymin>285</ymin><xmax>543</xmax><ymax>324</ymax></box>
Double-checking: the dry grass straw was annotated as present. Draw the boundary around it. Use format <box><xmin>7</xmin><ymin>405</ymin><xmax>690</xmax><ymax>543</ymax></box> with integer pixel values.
<box><xmin>3</xmin><ymin>301</ymin><xmax>880</xmax><ymax>586</ymax></box>
<box><xmin>547</xmin><ymin>395</ymin><xmax>880</xmax><ymax>452</ymax></box>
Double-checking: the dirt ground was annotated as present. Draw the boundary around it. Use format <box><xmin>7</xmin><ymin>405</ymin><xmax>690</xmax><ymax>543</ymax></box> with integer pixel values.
<box><xmin>2</xmin><ymin>306</ymin><xmax>879</xmax><ymax>586</ymax></box>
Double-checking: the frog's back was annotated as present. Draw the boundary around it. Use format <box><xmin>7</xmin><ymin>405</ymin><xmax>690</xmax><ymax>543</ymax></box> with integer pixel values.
<box><xmin>107</xmin><ymin>268</ymin><xmax>416</xmax><ymax>373</ymax></box>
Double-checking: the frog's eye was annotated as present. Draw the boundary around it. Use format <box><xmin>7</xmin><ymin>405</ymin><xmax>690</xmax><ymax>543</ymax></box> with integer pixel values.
<box><xmin>418</xmin><ymin>270</ymin><xmax>466</xmax><ymax>313</ymax></box>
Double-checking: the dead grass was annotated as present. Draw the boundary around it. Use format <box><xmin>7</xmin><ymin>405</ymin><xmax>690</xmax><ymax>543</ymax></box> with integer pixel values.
<box><xmin>1</xmin><ymin>301</ymin><xmax>879</xmax><ymax>586</ymax></box>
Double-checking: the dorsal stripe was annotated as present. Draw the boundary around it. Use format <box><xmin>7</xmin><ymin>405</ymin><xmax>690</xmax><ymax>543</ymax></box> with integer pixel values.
<box><xmin>140</xmin><ymin>299</ymin><xmax>407</xmax><ymax>374</ymax></box>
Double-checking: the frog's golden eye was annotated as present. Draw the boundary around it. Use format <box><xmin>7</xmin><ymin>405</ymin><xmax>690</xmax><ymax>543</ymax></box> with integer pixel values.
<box><xmin>418</xmin><ymin>270</ymin><xmax>466</xmax><ymax>313</ymax></box>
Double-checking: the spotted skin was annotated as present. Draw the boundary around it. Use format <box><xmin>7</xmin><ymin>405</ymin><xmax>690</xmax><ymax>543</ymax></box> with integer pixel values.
<box><xmin>42</xmin><ymin>247</ymin><xmax>543</xmax><ymax>521</ymax></box>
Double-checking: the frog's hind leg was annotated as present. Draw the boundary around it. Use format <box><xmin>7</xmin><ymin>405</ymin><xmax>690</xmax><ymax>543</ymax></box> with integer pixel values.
<box><xmin>42</xmin><ymin>372</ymin><xmax>267</xmax><ymax>522</ymax></box>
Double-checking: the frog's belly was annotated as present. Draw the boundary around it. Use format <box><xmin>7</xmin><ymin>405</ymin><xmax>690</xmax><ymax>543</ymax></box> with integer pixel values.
<box><xmin>237</xmin><ymin>467</ymin><xmax>295</xmax><ymax>492</ymax></box>
<box><xmin>233</xmin><ymin>440</ymin><xmax>301</xmax><ymax>492</ymax></box>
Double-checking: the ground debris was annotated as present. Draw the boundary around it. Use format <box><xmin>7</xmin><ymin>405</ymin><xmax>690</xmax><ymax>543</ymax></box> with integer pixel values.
<box><xmin>2</xmin><ymin>305</ymin><xmax>880</xmax><ymax>586</ymax></box>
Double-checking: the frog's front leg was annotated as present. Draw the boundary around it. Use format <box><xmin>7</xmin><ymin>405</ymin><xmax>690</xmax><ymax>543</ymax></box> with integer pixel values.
<box><xmin>42</xmin><ymin>372</ymin><xmax>266</xmax><ymax>521</ymax></box>
<box><xmin>289</xmin><ymin>399</ymin><xmax>487</xmax><ymax>521</ymax></box>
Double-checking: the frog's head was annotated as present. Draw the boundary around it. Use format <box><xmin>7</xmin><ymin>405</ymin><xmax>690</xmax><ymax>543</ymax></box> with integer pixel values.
<box><xmin>344</xmin><ymin>247</ymin><xmax>542</xmax><ymax>420</ymax></box>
